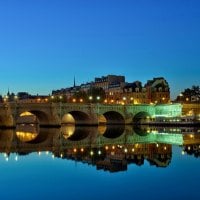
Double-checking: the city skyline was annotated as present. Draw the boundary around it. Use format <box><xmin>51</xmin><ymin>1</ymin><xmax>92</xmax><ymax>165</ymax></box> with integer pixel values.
<box><xmin>0</xmin><ymin>0</ymin><xmax>200</xmax><ymax>99</ymax></box>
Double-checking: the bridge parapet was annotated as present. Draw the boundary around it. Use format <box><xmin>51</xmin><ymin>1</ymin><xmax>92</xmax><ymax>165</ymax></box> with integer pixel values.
<box><xmin>0</xmin><ymin>102</ymin><xmax>182</xmax><ymax>127</ymax></box>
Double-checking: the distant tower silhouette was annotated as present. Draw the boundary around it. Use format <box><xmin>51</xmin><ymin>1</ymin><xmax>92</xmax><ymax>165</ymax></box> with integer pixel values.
<box><xmin>7</xmin><ymin>88</ymin><xmax>10</xmax><ymax>97</ymax></box>
<box><xmin>73</xmin><ymin>76</ymin><xmax>76</xmax><ymax>87</ymax></box>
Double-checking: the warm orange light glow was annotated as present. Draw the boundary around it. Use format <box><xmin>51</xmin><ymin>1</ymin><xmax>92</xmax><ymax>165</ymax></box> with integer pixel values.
<box><xmin>20</xmin><ymin>112</ymin><xmax>34</xmax><ymax>116</ymax></box>
<box><xmin>73</xmin><ymin>148</ymin><xmax>77</xmax><ymax>153</ymax></box>
<box><xmin>16</xmin><ymin>131</ymin><xmax>38</xmax><ymax>142</ymax></box>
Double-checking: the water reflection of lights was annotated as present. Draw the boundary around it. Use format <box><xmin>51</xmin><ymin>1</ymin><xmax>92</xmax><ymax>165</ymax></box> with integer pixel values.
<box><xmin>16</xmin><ymin>132</ymin><xmax>38</xmax><ymax>142</ymax></box>
<box><xmin>16</xmin><ymin>123</ymin><xmax>39</xmax><ymax>142</ymax></box>
<box><xmin>61</xmin><ymin>125</ymin><xmax>75</xmax><ymax>139</ymax></box>
<box><xmin>98</xmin><ymin>125</ymin><xmax>107</xmax><ymax>135</ymax></box>
<box><xmin>15</xmin><ymin>156</ymin><xmax>18</xmax><ymax>161</ymax></box>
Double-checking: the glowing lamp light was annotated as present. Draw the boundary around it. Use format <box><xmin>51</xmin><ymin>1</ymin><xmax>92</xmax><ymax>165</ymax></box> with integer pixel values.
<box><xmin>123</xmin><ymin>97</ymin><xmax>126</xmax><ymax>101</ymax></box>
<box><xmin>124</xmin><ymin>148</ymin><xmax>128</xmax><ymax>153</ymax></box>
<box><xmin>73</xmin><ymin>148</ymin><xmax>77</xmax><ymax>153</ymax></box>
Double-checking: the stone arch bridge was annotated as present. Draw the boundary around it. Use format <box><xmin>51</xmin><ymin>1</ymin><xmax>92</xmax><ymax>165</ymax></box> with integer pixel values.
<box><xmin>0</xmin><ymin>102</ymin><xmax>182</xmax><ymax>127</ymax></box>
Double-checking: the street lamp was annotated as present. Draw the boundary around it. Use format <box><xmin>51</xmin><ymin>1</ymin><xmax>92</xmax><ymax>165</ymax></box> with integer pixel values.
<box><xmin>59</xmin><ymin>96</ymin><xmax>63</xmax><ymax>100</ymax></box>
<box><xmin>89</xmin><ymin>96</ymin><xmax>93</xmax><ymax>103</ymax></box>
<box><xmin>123</xmin><ymin>96</ymin><xmax>127</xmax><ymax>104</ymax></box>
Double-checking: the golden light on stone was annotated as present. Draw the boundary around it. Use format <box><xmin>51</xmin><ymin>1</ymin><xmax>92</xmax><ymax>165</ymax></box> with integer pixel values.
<box><xmin>16</xmin><ymin>131</ymin><xmax>38</xmax><ymax>142</ymax></box>
<box><xmin>20</xmin><ymin>111</ymin><xmax>34</xmax><ymax>117</ymax></box>
<box><xmin>61</xmin><ymin>125</ymin><xmax>75</xmax><ymax>139</ymax></box>
<box><xmin>98</xmin><ymin>124</ymin><xmax>107</xmax><ymax>134</ymax></box>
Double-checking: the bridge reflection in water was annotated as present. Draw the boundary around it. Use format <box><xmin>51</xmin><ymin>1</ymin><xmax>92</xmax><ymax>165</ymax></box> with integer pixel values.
<box><xmin>0</xmin><ymin>125</ymin><xmax>200</xmax><ymax>173</ymax></box>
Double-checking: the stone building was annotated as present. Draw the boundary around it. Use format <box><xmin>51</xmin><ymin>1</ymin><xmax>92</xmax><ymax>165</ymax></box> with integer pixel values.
<box><xmin>52</xmin><ymin>75</ymin><xmax>170</xmax><ymax>104</ymax></box>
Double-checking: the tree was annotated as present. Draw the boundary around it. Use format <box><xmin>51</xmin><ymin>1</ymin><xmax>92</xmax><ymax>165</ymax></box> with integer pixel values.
<box><xmin>72</xmin><ymin>91</ymin><xmax>88</xmax><ymax>103</ymax></box>
<box><xmin>175</xmin><ymin>85</ymin><xmax>200</xmax><ymax>103</ymax></box>
<box><xmin>87</xmin><ymin>87</ymin><xmax>106</xmax><ymax>103</ymax></box>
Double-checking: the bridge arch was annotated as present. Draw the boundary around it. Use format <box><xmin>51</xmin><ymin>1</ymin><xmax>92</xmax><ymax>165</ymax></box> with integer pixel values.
<box><xmin>16</xmin><ymin>127</ymin><xmax>53</xmax><ymax>144</ymax></box>
<box><xmin>102</xmin><ymin>125</ymin><xmax>125</xmax><ymax>138</ymax></box>
<box><xmin>133</xmin><ymin>112</ymin><xmax>151</xmax><ymax>124</ymax></box>
<box><xmin>17</xmin><ymin>110</ymin><xmax>49</xmax><ymax>126</ymax></box>
<box><xmin>101</xmin><ymin>111</ymin><xmax>125</xmax><ymax>125</ymax></box>
<box><xmin>67</xmin><ymin>126</ymin><xmax>90</xmax><ymax>141</ymax></box>
<box><xmin>62</xmin><ymin>111</ymin><xmax>92</xmax><ymax>126</ymax></box>
<box><xmin>133</xmin><ymin>126</ymin><xmax>149</xmax><ymax>136</ymax></box>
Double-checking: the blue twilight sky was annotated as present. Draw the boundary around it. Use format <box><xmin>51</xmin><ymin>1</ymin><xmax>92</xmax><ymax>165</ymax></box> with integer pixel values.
<box><xmin>0</xmin><ymin>0</ymin><xmax>200</xmax><ymax>99</ymax></box>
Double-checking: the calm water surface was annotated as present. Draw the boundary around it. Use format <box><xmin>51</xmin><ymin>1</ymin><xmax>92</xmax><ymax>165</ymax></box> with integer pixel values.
<box><xmin>0</xmin><ymin>125</ymin><xmax>200</xmax><ymax>200</ymax></box>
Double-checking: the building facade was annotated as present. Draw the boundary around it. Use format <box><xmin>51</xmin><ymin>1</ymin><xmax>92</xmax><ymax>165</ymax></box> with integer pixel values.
<box><xmin>52</xmin><ymin>75</ymin><xmax>170</xmax><ymax>104</ymax></box>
